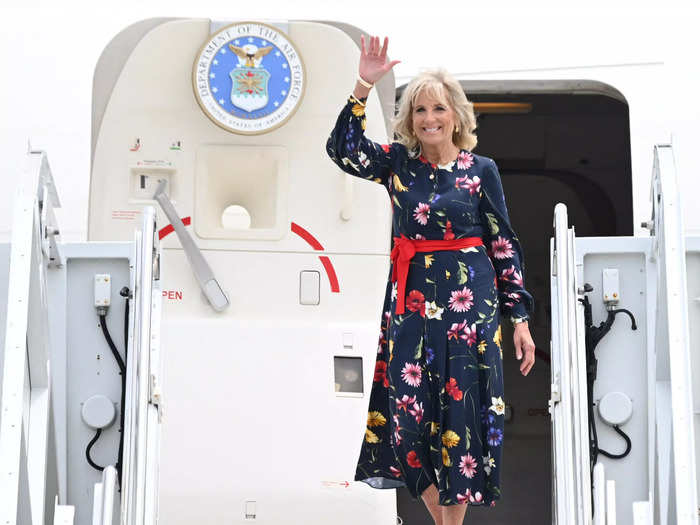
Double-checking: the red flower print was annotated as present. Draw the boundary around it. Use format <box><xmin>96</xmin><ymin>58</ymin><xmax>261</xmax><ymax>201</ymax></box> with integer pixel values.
<box><xmin>381</xmin><ymin>144</ymin><xmax>390</xmax><ymax>153</ymax></box>
<box><xmin>490</xmin><ymin>236</ymin><xmax>514</xmax><ymax>259</ymax></box>
<box><xmin>374</xmin><ymin>360</ymin><xmax>389</xmax><ymax>387</ymax></box>
<box><xmin>443</xmin><ymin>220</ymin><xmax>455</xmax><ymax>240</ymax></box>
<box><xmin>406</xmin><ymin>289</ymin><xmax>426</xmax><ymax>316</ymax></box>
<box><xmin>445</xmin><ymin>378</ymin><xmax>464</xmax><ymax>401</ymax></box>
<box><xmin>406</xmin><ymin>450</ymin><xmax>422</xmax><ymax>468</ymax></box>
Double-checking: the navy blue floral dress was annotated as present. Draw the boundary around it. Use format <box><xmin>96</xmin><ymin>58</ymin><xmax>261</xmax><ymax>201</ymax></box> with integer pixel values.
<box><xmin>326</xmin><ymin>95</ymin><xmax>534</xmax><ymax>507</ymax></box>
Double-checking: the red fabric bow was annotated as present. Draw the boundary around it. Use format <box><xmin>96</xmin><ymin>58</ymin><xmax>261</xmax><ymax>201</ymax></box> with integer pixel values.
<box><xmin>390</xmin><ymin>235</ymin><xmax>483</xmax><ymax>315</ymax></box>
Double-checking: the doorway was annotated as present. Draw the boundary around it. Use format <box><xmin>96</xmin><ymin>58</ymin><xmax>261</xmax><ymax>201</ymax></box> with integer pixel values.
<box><xmin>394</xmin><ymin>80</ymin><xmax>633</xmax><ymax>524</ymax></box>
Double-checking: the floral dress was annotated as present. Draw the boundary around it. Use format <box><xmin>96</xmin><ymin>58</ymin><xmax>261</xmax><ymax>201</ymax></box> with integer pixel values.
<box><xmin>326</xmin><ymin>95</ymin><xmax>534</xmax><ymax>507</ymax></box>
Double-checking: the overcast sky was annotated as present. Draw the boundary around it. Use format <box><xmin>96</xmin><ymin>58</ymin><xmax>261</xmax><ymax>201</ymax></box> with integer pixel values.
<box><xmin>1</xmin><ymin>1</ymin><xmax>698</xmax><ymax>240</ymax></box>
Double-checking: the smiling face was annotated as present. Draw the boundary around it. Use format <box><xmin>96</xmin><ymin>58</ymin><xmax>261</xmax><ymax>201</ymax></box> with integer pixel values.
<box><xmin>411</xmin><ymin>85</ymin><xmax>457</xmax><ymax>150</ymax></box>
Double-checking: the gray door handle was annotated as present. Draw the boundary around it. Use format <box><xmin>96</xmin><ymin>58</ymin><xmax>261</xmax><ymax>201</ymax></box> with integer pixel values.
<box><xmin>153</xmin><ymin>180</ymin><xmax>229</xmax><ymax>312</ymax></box>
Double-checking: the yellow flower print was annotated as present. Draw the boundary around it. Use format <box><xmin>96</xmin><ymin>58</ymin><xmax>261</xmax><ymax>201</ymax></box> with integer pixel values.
<box><xmin>445</xmin><ymin>270</ymin><xmax>451</xmax><ymax>279</ymax></box>
<box><xmin>361</xmin><ymin>118</ymin><xmax>366</xmax><ymax>130</ymax></box>
<box><xmin>477</xmin><ymin>340</ymin><xmax>487</xmax><ymax>354</ymax></box>
<box><xmin>424</xmin><ymin>254</ymin><xmax>434</xmax><ymax>268</ymax></box>
<box><xmin>493</xmin><ymin>325</ymin><xmax>502</xmax><ymax>349</ymax></box>
<box><xmin>431</xmin><ymin>422</ymin><xmax>440</xmax><ymax>435</ymax></box>
<box><xmin>442</xmin><ymin>447</ymin><xmax>452</xmax><ymax>467</ymax></box>
<box><xmin>441</xmin><ymin>430</ymin><xmax>460</xmax><ymax>448</ymax></box>
<box><xmin>352</xmin><ymin>103</ymin><xmax>365</xmax><ymax>117</ymax></box>
<box><xmin>389</xmin><ymin>339</ymin><xmax>394</xmax><ymax>363</ymax></box>
<box><xmin>367</xmin><ymin>411</ymin><xmax>387</xmax><ymax>427</ymax></box>
<box><xmin>365</xmin><ymin>429</ymin><xmax>379</xmax><ymax>443</ymax></box>
<box><xmin>393</xmin><ymin>173</ymin><xmax>409</xmax><ymax>192</ymax></box>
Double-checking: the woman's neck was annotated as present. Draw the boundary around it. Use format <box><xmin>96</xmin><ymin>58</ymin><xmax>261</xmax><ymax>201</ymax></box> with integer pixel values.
<box><xmin>420</xmin><ymin>142</ymin><xmax>460</xmax><ymax>165</ymax></box>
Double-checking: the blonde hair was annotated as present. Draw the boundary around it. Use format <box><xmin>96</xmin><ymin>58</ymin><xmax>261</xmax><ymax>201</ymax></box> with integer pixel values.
<box><xmin>393</xmin><ymin>69</ymin><xmax>478</xmax><ymax>152</ymax></box>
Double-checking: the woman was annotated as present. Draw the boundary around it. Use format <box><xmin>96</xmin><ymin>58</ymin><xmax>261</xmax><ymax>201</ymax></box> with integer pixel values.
<box><xmin>326</xmin><ymin>35</ymin><xmax>536</xmax><ymax>525</ymax></box>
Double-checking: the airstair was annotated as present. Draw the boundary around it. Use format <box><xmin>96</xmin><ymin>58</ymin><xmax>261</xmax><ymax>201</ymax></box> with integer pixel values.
<box><xmin>0</xmin><ymin>151</ymin><xmax>162</xmax><ymax>524</ymax></box>
<box><xmin>550</xmin><ymin>144</ymin><xmax>699</xmax><ymax>524</ymax></box>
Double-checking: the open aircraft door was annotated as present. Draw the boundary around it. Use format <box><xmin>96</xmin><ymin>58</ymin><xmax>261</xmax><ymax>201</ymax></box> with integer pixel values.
<box><xmin>549</xmin><ymin>144</ymin><xmax>698</xmax><ymax>524</ymax></box>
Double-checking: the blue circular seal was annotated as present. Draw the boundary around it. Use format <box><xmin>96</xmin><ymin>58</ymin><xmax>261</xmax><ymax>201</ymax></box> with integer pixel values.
<box><xmin>193</xmin><ymin>22</ymin><xmax>305</xmax><ymax>135</ymax></box>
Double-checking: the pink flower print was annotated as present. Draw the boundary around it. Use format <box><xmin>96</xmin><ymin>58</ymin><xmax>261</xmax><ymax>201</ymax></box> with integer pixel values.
<box><xmin>414</xmin><ymin>233</ymin><xmax>425</xmax><ymax>240</ymax></box>
<box><xmin>459</xmin><ymin>453</ymin><xmax>478</xmax><ymax>478</ymax></box>
<box><xmin>456</xmin><ymin>491</ymin><xmax>471</xmax><ymax>505</ymax></box>
<box><xmin>413</xmin><ymin>202</ymin><xmax>430</xmax><ymax>225</ymax></box>
<box><xmin>500</xmin><ymin>265</ymin><xmax>523</xmax><ymax>286</ymax></box>
<box><xmin>471</xmin><ymin>491</ymin><xmax>483</xmax><ymax>503</ymax></box>
<box><xmin>396</xmin><ymin>394</ymin><xmax>417</xmax><ymax>412</ymax></box>
<box><xmin>455</xmin><ymin>175</ymin><xmax>481</xmax><ymax>195</ymax></box>
<box><xmin>447</xmin><ymin>321</ymin><xmax>466</xmax><ymax>341</ymax></box>
<box><xmin>409</xmin><ymin>401</ymin><xmax>424</xmax><ymax>424</ymax></box>
<box><xmin>401</xmin><ymin>362</ymin><xmax>422</xmax><ymax>387</ymax></box>
<box><xmin>393</xmin><ymin>414</ymin><xmax>403</xmax><ymax>445</ymax></box>
<box><xmin>456</xmin><ymin>151</ymin><xmax>474</xmax><ymax>170</ymax></box>
<box><xmin>389</xmin><ymin>466</ymin><xmax>402</xmax><ymax>478</ymax></box>
<box><xmin>491</xmin><ymin>236</ymin><xmax>514</xmax><ymax>259</ymax></box>
<box><xmin>448</xmin><ymin>286</ymin><xmax>474</xmax><ymax>312</ymax></box>
<box><xmin>463</xmin><ymin>322</ymin><xmax>477</xmax><ymax>346</ymax></box>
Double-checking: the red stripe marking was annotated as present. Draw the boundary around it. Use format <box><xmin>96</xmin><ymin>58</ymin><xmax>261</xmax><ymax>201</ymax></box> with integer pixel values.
<box><xmin>319</xmin><ymin>256</ymin><xmax>340</xmax><ymax>293</ymax></box>
<box><xmin>159</xmin><ymin>216</ymin><xmax>191</xmax><ymax>240</ymax></box>
<box><xmin>290</xmin><ymin>222</ymin><xmax>324</xmax><ymax>250</ymax></box>
<box><xmin>291</xmin><ymin>222</ymin><xmax>340</xmax><ymax>293</ymax></box>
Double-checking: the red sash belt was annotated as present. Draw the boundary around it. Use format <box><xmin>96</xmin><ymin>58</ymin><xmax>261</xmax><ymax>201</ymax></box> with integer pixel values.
<box><xmin>390</xmin><ymin>235</ymin><xmax>483</xmax><ymax>315</ymax></box>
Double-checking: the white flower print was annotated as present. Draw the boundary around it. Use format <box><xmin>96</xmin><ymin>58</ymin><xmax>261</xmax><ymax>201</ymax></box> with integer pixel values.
<box><xmin>358</xmin><ymin>150</ymin><xmax>370</xmax><ymax>168</ymax></box>
<box><xmin>483</xmin><ymin>452</ymin><xmax>496</xmax><ymax>476</ymax></box>
<box><xmin>413</xmin><ymin>202</ymin><xmax>430</xmax><ymax>225</ymax></box>
<box><xmin>425</xmin><ymin>301</ymin><xmax>444</xmax><ymax>320</ymax></box>
<box><xmin>489</xmin><ymin>396</ymin><xmax>505</xmax><ymax>415</ymax></box>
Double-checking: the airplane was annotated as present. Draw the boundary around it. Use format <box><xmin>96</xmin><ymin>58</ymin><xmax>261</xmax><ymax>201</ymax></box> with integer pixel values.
<box><xmin>1</xmin><ymin>16</ymin><xmax>698</xmax><ymax>525</ymax></box>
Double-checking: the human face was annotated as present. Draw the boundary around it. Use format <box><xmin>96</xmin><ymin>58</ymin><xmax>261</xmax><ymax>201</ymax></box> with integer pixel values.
<box><xmin>411</xmin><ymin>88</ymin><xmax>457</xmax><ymax>150</ymax></box>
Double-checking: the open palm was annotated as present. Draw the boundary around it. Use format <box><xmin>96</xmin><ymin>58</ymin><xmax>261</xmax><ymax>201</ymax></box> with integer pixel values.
<box><xmin>359</xmin><ymin>35</ymin><xmax>400</xmax><ymax>84</ymax></box>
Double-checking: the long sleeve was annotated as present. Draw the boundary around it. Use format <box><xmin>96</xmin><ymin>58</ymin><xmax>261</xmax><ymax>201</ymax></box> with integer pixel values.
<box><xmin>326</xmin><ymin>95</ymin><xmax>394</xmax><ymax>190</ymax></box>
<box><xmin>479</xmin><ymin>158</ymin><xmax>534</xmax><ymax>323</ymax></box>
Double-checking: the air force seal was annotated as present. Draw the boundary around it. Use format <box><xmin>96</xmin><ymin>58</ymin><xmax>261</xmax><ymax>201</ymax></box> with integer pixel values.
<box><xmin>193</xmin><ymin>22</ymin><xmax>305</xmax><ymax>135</ymax></box>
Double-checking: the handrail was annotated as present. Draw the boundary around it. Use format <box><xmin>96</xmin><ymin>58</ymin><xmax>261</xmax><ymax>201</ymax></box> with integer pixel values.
<box><xmin>550</xmin><ymin>203</ymin><xmax>592</xmax><ymax>524</ymax></box>
<box><xmin>0</xmin><ymin>151</ymin><xmax>61</xmax><ymax>525</ymax></box>
<box><xmin>120</xmin><ymin>207</ymin><xmax>162</xmax><ymax>525</ymax></box>
<box><xmin>650</xmin><ymin>144</ymin><xmax>698</xmax><ymax>523</ymax></box>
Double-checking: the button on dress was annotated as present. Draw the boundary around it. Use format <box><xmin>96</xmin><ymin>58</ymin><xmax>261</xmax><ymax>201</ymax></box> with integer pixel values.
<box><xmin>326</xmin><ymin>95</ymin><xmax>534</xmax><ymax>507</ymax></box>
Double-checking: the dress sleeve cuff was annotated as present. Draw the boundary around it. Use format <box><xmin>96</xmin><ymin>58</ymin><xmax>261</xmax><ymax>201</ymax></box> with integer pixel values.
<box><xmin>507</xmin><ymin>302</ymin><xmax>530</xmax><ymax>325</ymax></box>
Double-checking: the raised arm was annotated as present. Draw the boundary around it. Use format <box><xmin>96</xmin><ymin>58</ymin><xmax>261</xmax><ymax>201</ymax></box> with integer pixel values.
<box><xmin>325</xmin><ymin>35</ymin><xmax>401</xmax><ymax>189</ymax></box>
